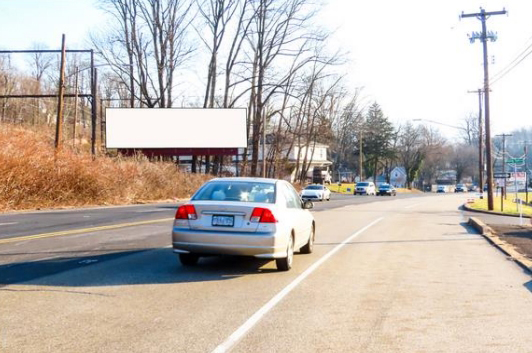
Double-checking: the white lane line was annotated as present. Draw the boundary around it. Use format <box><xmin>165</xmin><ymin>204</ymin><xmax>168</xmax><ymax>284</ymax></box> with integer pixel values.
<box><xmin>405</xmin><ymin>202</ymin><xmax>424</xmax><ymax>209</ymax></box>
<box><xmin>211</xmin><ymin>217</ymin><xmax>385</xmax><ymax>353</ymax></box>
<box><xmin>135</xmin><ymin>209</ymin><xmax>169</xmax><ymax>213</ymax></box>
<box><xmin>0</xmin><ymin>222</ymin><xmax>17</xmax><ymax>226</ymax></box>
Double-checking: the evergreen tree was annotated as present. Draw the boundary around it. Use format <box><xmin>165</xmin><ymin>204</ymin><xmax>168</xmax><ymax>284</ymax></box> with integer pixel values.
<box><xmin>361</xmin><ymin>102</ymin><xmax>395</xmax><ymax>181</ymax></box>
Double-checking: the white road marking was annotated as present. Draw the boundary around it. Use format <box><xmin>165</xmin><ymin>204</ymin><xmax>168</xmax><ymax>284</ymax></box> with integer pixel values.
<box><xmin>0</xmin><ymin>222</ymin><xmax>17</xmax><ymax>226</ymax></box>
<box><xmin>211</xmin><ymin>217</ymin><xmax>385</xmax><ymax>353</ymax></box>
<box><xmin>135</xmin><ymin>209</ymin><xmax>169</xmax><ymax>213</ymax></box>
<box><xmin>405</xmin><ymin>202</ymin><xmax>424</xmax><ymax>209</ymax></box>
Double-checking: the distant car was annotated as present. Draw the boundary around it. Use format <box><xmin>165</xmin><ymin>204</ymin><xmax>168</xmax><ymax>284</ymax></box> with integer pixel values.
<box><xmin>301</xmin><ymin>184</ymin><xmax>331</xmax><ymax>201</ymax></box>
<box><xmin>172</xmin><ymin>177</ymin><xmax>315</xmax><ymax>271</ymax></box>
<box><xmin>437</xmin><ymin>185</ymin><xmax>446</xmax><ymax>193</ymax></box>
<box><xmin>468</xmin><ymin>185</ymin><xmax>478</xmax><ymax>192</ymax></box>
<box><xmin>454</xmin><ymin>184</ymin><xmax>466</xmax><ymax>192</ymax></box>
<box><xmin>354</xmin><ymin>181</ymin><xmax>376</xmax><ymax>195</ymax></box>
<box><xmin>377</xmin><ymin>183</ymin><xmax>397</xmax><ymax>196</ymax></box>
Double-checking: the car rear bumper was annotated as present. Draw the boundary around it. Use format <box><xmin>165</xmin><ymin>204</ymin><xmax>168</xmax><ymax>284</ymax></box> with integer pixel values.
<box><xmin>172</xmin><ymin>228</ymin><xmax>288</xmax><ymax>258</ymax></box>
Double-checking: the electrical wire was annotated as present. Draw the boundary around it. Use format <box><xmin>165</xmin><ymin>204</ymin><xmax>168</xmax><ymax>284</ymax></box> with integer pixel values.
<box><xmin>490</xmin><ymin>35</ymin><xmax>532</xmax><ymax>85</ymax></box>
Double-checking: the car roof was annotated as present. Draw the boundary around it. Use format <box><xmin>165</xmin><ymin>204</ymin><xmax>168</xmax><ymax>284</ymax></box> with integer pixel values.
<box><xmin>207</xmin><ymin>177</ymin><xmax>281</xmax><ymax>185</ymax></box>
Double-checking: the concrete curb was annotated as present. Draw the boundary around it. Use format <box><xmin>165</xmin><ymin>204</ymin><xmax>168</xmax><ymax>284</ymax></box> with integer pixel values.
<box><xmin>463</xmin><ymin>203</ymin><xmax>531</xmax><ymax>219</ymax></box>
<box><xmin>468</xmin><ymin>216</ymin><xmax>532</xmax><ymax>274</ymax></box>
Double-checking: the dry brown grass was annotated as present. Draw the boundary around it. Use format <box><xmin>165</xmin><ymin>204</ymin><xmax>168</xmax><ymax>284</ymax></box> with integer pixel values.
<box><xmin>0</xmin><ymin>124</ymin><xmax>211</xmax><ymax>211</ymax></box>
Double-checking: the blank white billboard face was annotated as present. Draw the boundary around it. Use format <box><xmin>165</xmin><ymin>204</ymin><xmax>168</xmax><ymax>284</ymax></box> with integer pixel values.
<box><xmin>106</xmin><ymin>108</ymin><xmax>247</xmax><ymax>148</ymax></box>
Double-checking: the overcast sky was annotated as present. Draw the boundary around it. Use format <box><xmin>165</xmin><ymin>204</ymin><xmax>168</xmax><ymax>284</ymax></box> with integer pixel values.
<box><xmin>1</xmin><ymin>0</ymin><xmax>530</xmax><ymax>140</ymax></box>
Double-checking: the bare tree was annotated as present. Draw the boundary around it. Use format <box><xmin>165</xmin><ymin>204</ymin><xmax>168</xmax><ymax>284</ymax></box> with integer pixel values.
<box><xmin>247</xmin><ymin>0</ymin><xmax>325</xmax><ymax>176</ymax></box>
<box><xmin>397</xmin><ymin>122</ymin><xmax>424</xmax><ymax>189</ymax></box>
<box><xmin>94</xmin><ymin>0</ymin><xmax>195</xmax><ymax>108</ymax></box>
<box><xmin>451</xmin><ymin>144</ymin><xmax>477</xmax><ymax>183</ymax></box>
<box><xmin>459</xmin><ymin>113</ymin><xmax>479</xmax><ymax>146</ymax></box>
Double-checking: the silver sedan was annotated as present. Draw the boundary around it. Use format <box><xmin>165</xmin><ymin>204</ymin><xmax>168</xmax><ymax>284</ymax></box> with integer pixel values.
<box><xmin>172</xmin><ymin>177</ymin><xmax>315</xmax><ymax>271</ymax></box>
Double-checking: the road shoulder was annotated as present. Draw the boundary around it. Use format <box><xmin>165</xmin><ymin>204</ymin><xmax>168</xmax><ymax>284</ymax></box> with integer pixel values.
<box><xmin>468</xmin><ymin>216</ymin><xmax>532</xmax><ymax>274</ymax></box>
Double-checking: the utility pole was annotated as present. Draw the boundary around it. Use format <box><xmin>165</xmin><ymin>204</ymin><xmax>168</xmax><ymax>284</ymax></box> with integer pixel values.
<box><xmin>55</xmin><ymin>34</ymin><xmax>67</xmax><ymax>152</ymax></box>
<box><xmin>468</xmin><ymin>89</ymin><xmax>484</xmax><ymax>191</ymax></box>
<box><xmin>525</xmin><ymin>143</ymin><xmax>529</xmax><ymax>204</ymax></box>
<box><xmin>496</xmin><ymin>133</ymin><xmax>512</xmax><ymax>202</ymax></box>
<box><xmin>262</xmin><ymin>108</ymin><xmax>266</xmax><ymax>178</ymax></box>
<box><xmin>461</xmin><ymin>7</ymin><xmax>507</xmax><ymax>211</ymax></box>
<box><xmin>73</xmin><ymin>66</ymin><xmax>79</xmax><ymax>148</ymax></box>
<box><xmin>359</xmin><ymin>129</ymin><xmax>363</xmax><ymax>182</ymax></box>
<box><xmin>90</xmin><ymin>49</ymin><xmax>98</xmax><ymax>157</ymax></box>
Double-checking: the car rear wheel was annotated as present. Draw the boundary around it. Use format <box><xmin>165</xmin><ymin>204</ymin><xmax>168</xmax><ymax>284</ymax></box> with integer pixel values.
<box><xmin>300</xmin><ymin>225</ymin><xmax>315</xmax><ymax>254</ymax></box>
<box><xmin>179</xmin><ymin>253</ymin><xmax>200</xmax><ymax>266</ymax></box>
<box><xmin>276</xmin><ymin>235</ymin><xmax>294</xmax><ymax>271</ymax></box>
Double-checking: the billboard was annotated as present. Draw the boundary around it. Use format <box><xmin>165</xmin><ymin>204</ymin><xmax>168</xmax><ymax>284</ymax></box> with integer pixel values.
<box><xmin>106</xmin><ymin>108</ymin><xmax>247</xmax><ymax>149</ymax></box>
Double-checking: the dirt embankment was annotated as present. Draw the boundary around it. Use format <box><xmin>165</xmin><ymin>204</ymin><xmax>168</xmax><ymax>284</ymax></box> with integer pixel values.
<box><xmin>0</xmin><ymin>125</ymin><xmax>211</xmax><ymax>212</ymax></box>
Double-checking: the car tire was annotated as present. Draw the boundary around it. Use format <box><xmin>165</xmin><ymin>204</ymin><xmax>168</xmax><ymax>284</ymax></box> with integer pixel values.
<box><xmin>179</xmin><ymin>253</ymin><xmax>199</xmax><ymax>266</ymax></box>
<box><xmin>276</xmin><ymin>235</ymin><xmax>294</xmax><ymax>271</ymax></box>
<box><xmin>300</xmin><ymin>225</ymin><xmax>315</xmax><ymax>254</ymax></box>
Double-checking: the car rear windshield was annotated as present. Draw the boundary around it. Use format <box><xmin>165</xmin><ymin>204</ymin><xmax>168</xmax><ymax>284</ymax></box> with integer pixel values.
<box><xmin>357</xmin><ymin>182</ymin><xmax>369</xmax><ymax>186</ymax></box>
<box><xmin>192</xmin><ymin>181</ymin><xmax>276</xmax><ymax>203</ymax></box>
<box><xmin>305</xmin><ymin>185</ymin><xmax>323</xmax><ymax>190</ymax></box>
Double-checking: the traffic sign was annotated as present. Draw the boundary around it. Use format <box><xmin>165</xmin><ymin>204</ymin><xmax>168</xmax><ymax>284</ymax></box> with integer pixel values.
<box><xmin>506</xmin><ymin>158</ymin><xmax>524</xmax><ymax>164</ymax></box>
<box><xmin>494</xmin><ymin>172</ymin><xmax>511</xmax><ymax>178</ymax></box>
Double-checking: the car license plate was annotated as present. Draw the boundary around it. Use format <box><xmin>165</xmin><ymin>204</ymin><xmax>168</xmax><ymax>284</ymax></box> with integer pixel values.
<box><xmin>212</xmin><ymin>215</ymin><xmax>234</xmax><ymax>227</ymax></box>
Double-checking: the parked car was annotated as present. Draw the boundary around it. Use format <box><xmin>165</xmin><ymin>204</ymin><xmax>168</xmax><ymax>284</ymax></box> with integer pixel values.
<box><xmin>301</xmin><ymin>184</ymin><xmax>331</xmax><ymax>201</ymax></box>
<box><xmin>468</xmin><ymin>185</ymin><xmax>478</xmax><ymax>192</ymax></box>
<box><xmin>454</xmin><ymin>184</ymin><xmax>466</xmax><ymax>192</ymax></box>
<box><xmin>172</xmin><ymin>177</ymin><xmax>315</xmax><ymax>271</ymax></box>
<box><xmin>354</xmin><ymin>181</ymin><xmax>376</xmax><ymax>195</ymax></box>
<box><xmin>437</xmin><ymin>185</ymin><xmax>446</xmax><ymax>193</ymax></box>
<box><xmin>377</xmin><ymin>183</ymin><xmax>397</xmax><ymax>196</ymax></box>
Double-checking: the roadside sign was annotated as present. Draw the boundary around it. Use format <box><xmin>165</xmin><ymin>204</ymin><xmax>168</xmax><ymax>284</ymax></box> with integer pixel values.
<box><xmin>494</xmin><ymin>172</ymin><xmax>511</xmax><ymax>178</ymax></box>
<box><xmin>506</xmin><ymin>158</ymin><xmax>524</xmax><ymax>164</ymax></box>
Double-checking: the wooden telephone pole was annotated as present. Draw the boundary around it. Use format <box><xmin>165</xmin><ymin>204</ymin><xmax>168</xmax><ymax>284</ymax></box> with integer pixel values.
<box><xmin>468</xmin><ymin>89</ymin><xmax>484</xmax><ymax>191</ymax></box>
<box><xmin>461</xmin><ymin>7</ymin><xmax>507</xmax><ymax>210</ymax></box>
<box><xmin>55</xmin><ymin>34</ymin><xmax>67</xmax><ymax>151</ymax></box>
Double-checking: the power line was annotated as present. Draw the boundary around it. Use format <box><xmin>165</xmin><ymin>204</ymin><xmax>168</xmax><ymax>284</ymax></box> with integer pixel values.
<box><xmin>490</xmin><ymin>33</ymin><xmax>532</xmax><ymax>85</ymax></box>
<box><xmin>490</xmin><ymin>45</ymin><xmax>532</xmax><ymax>85</ymax></box>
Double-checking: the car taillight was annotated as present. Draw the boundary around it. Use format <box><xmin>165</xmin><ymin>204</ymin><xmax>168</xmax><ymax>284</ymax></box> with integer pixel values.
<box><xmin>250</xmin><ymin>207</ymin><xmax>277</xmax><ymax>223</ymax></box>
<box><xmin>175</xmin><ymin>204</ymin><xmax>197</xmax><ymax>220</ymax></box>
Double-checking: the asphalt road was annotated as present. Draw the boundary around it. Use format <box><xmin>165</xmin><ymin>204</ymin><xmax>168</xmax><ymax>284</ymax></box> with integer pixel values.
<box><xmin>1</xmin><ymin>193</ymin><xmax>531</xmax><ymax>352</ymax></box>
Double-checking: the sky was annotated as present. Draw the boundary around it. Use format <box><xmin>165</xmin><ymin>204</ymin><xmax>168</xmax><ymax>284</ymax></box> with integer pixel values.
<box><xmin>0</xmin><ymin>0</ymin><xmax>531</xmax><ymax>140</ymax></box>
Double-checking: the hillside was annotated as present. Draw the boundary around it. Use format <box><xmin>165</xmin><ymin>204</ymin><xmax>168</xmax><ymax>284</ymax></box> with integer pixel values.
<box><xmin>0</xmin><ymin>124</ymin><xmax>210</xmax><ymax>212</ymax></box>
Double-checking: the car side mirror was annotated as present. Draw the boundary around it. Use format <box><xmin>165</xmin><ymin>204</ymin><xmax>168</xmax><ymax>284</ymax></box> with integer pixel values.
<box><xmin>302</xmin><ymin>200</ymin><xmax>313</xmax><ymax>209</ymax></box>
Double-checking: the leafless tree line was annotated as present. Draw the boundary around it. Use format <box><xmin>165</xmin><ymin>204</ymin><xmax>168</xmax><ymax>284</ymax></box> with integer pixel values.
<box><xmin>0</xmin><ymin>0</ymin><xmax>487</xmax><ymax>186</ymax></box>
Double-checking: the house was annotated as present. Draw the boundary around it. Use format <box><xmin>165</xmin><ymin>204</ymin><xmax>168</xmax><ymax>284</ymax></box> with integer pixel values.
<box><xmin>390</xmin><ymin>167</ymin><xmax>407</xmax><ymax>188</ymax></box>
<box><xmin>255</xmin><ymin>142</ymin><xmax>332</xmax><ymax>182</ymax></box>
<box><xmin>175</xmin><ymin>141</ymin><xmax>332</xmax><ymax>182</ymax></box>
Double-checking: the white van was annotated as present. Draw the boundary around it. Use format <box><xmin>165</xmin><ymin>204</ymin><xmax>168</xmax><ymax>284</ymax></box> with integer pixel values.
<box><xmin>355</xmin><ymin>181</ymin><xmax>376</xmax><ymax>195</ymax></box>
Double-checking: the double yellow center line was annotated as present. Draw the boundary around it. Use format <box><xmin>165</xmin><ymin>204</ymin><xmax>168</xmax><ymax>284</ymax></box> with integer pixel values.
<box><xmin>0</xmin><ymin>218</ymin><xmax>174</xmax><ymax>245</ymax></box>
